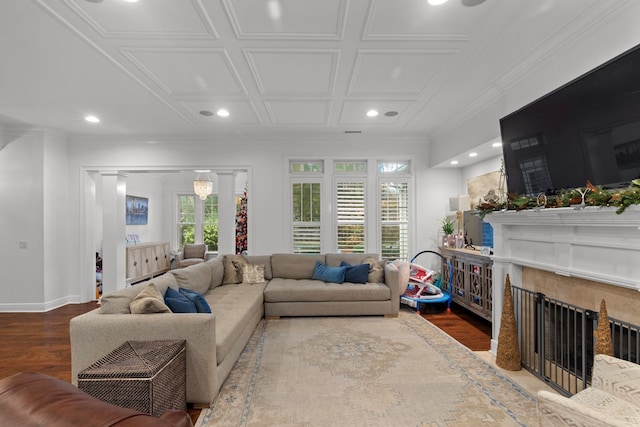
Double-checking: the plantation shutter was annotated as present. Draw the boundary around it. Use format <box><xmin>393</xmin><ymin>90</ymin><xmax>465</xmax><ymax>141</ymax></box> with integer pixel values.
<box><xmin>379</xmin><ymin>181</ymin><xmax>409</xmax><ymax>260</ymax></box>
<box><xmin>336</xmin><ymin>181</ymin><xmax>365</xmax><ymax>253</ymax></box>
<box><xmin>292</xmin><ymin>181</ymin><xmax>321</xmax><ymax>253</ymax></box>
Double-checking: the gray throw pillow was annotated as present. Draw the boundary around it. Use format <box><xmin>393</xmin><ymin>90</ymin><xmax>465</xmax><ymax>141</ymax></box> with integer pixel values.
<box><xmin>365</xmin><ymin>257</ymin><xmax>384</xmax><ymax>283</ymax></box>
<box><xmin>129</xmin><ymin>283</ymin><xmax>171</xmax><ymax>314</ymax></box>
<box><xmin>222</xmin><ymin>255</ymin><xmax>248</xmax><ymax>284</ymax></box>
<box><xmin>99</xmin><ymin>286</ymin><xmax>144</xmax><ymax>314</ymax></box>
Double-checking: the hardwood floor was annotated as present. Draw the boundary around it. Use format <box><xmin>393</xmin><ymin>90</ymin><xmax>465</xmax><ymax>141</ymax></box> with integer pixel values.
<box><xmin>0</xmin><ymin>302</ymin><xmax>99</xmax><ymax>382</ymax></box>
<box><xmin>418</xmin><ymin>302</ymin><xmax>492</xmax><ymax>351</ymax></box>
<box><xmin>0</xmin><ymin>301</ymin><xmax>490</xmax><ymax>424</ymax></box>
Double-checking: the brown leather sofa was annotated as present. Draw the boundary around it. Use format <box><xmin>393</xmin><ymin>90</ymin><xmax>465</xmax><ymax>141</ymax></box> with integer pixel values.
<box><xmin>0</xmin><ymin>372</ymin><xmax>193</xmax><ymax>427</ymax></box>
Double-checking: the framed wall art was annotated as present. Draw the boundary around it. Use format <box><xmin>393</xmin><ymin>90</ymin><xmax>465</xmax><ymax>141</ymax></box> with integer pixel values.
<box><xmin>126</xmin><ymin>195</ymin><xmax>148</xmax><ymax>225</ymax></box>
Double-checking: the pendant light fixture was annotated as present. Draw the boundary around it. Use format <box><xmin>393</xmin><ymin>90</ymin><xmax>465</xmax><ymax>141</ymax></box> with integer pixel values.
<box><xmin>193</xmin><ymin>170</ymin><xmax>213</xmax><ymax>200</ymax></box>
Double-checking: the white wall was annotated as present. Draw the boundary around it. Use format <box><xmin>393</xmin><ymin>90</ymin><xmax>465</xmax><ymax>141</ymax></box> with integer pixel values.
<box><xmin>0</xmin><ymin>131</ymin><xmax>45</xmax><ymax>310</ymax></box>
<box><xmin>43</xmin><ymin>131</ymin><xmax>72</xmax><ymax>309</ymax></box>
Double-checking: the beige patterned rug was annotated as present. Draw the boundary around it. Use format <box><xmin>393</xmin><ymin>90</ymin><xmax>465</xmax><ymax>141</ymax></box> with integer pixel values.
<box><xmin>196</xmin><ymin>309</ymin><xmax>537</xmax><ymax>426</ymax></box>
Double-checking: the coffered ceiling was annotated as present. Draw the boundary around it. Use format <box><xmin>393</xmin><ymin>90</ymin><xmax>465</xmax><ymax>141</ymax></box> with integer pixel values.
<box><xmin>0</xmin><ymin>0</ymin><xmax>634</xmax><ymax>165</ymax></box>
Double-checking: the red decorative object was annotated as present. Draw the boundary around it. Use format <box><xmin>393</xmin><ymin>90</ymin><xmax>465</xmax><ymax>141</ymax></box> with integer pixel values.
<box><xmin>235</xmin><ymin>187</ymin><xmax>247</xmax><ymax>254</ymax></box>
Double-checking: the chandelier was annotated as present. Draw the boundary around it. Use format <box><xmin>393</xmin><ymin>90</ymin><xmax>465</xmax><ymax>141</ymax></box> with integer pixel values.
<box><xmin>193</xmin><ymin>171</ymin><xmax>213</xmax><ymax>200</ymax></box>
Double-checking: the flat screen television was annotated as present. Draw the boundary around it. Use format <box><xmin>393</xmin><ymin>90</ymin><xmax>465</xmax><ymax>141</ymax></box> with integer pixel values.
<box><xmin>500</xmin><ymin>43</ymin><xmax>640</xmax><ymax>196</ymax></box>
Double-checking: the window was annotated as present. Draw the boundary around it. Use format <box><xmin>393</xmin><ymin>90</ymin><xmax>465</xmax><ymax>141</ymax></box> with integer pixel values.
<box><xmin>378</xmin><ymin>161</ymin><xmax>410</xmax><ymax>173</ymax></box>
<box><xmin>334</xmin><ymin>161</ymin><xmax>366</xmax><ymax>173</ymax></box>
<box><xmin>178</xmin><ymin>195</ymin><xmax>196</xmax><ymax>249</ymax></box>
<box><xmin>177</xmin><ymin>194</ymin><xmax>218</xmax><ymax>251</ymax></box>
<box><xmin>336</xmin><ymin>181</ymin><xmax>365</xmax><ymax>253</ymax></box>
<box><xmin>290</xmin><ymin>161</ymin><xmax>323</xmax><ymax>173</ymax></box>
<box><xmin>379</xmin><ymin>180</ymin><xmax>409</xmax><ymax>260</ymax></box>
<box><xmin>291</xmin><ymin>181</ymin><xmax>321</xmax><ymax>253</ymax></box>
<box><xmin>203</xmin><ymin>195</ymin><xmax>218</xmax><ymax>251</ymax></box>
<box><xmin>289</xmin><ymin>158</ymin><xmax>412</xmax><ymax>258</ymax></box>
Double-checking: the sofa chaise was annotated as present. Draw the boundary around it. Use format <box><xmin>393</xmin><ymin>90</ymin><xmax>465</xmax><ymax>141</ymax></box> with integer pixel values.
<box><xmin>536</xmin><ymin>354</ymin><xmax>640</xmax><ymax>426</ymax></box>
<box><xmin>70</xmin><ymin>252</ymin><xmax>409</xmax><ymax>408</ymax></box>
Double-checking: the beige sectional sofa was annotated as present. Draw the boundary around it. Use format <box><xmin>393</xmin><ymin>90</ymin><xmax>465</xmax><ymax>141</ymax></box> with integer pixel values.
<box><xmin>70</xmin><ymin>252</ymin><xmax>408</xmax><ymax>408</ymax></box>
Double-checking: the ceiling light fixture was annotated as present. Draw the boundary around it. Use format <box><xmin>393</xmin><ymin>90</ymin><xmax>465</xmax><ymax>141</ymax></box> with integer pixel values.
<box><xmin>428</xmin><ymin>0</ymin><xmax>449</xmax><ymax>5</ymax></box>
<box><xmin>492</xmin><ymin>141</ymin><xmax>503</xmax><ymax>148</ymax></box>
<box><xmin>123</xmin><ymin>0</ymin><xmax>139</xmax><ymax>3</ymax></box>
<box><xmin>199</xmin><ymin>110</ymin><xmax>214</xmax><ymax>117</ymax></box>
<box><xmin>366</xmin><ymin>110</ymin><xmax>379</xmax><ymax>117</ymax></box>
<box><xmin>85</xmin><ymin>115</ymin><xmax>100</xmax><ymax>123</ymax></box>
<box><xmin>450</xmin><ymin>160</ymin><xmax>459</xmax><ymax>165</ymax></box>
<box><xmin>468</xmin><ymin>152</ymin><xmax>478</xmax><ymax>157</ymax></box>
<box><xmin>216</xmin><ymin>109</ymin><xmax>230</xmax><ymax>117</ymax></box>
<box><xmin>384</xmin><ymin>111</ymin><xmax>398</xmax><ymax>117</ymax></box>
<box><xmin>193</xmin><ymin>171</ymin><xmax>213</xmax><ymax>200</ymax></box>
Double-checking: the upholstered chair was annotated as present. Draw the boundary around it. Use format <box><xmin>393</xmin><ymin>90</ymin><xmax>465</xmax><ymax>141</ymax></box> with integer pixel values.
<box><xmin>175</xmin><ymin>244</ymin><xmax>207</xmax><ymax>268</ymax></box>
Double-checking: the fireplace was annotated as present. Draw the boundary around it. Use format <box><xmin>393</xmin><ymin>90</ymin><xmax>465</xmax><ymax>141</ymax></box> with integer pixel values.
<box><xmin>511</xmin><ymin>278</ymin><xmax>640</xmax><ymax>395</ymax></box>
<box><xmin>483</xmin><ymin>205</ymin><xmax>640</xmax><ymax>355</ymax></box>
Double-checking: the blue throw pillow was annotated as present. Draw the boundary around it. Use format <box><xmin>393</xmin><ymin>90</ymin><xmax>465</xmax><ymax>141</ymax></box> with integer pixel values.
<box><xmin>312</xmin><ymin>261</ymin><xmax>347</xmax><ymax>284</ymax></box>
<box><xmin>179</xmin><ymin>287</ymin><xmax>212</xmax><ymax>314</ymax></box>
<box><xmin>340</xmin><ymin>261</ymin><xmax>370</xmax><ymax>284</ymax></box>
<box><xmin>164</xmin><ymin>287</ymin><xmax>197</xmax><ymax>313</ymax></box>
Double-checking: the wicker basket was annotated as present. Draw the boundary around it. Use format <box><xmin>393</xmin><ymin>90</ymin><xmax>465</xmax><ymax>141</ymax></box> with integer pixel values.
<box><xmin>78</xmin><ymin>340</ymin><xmax>186</xmax><ymax>416</ymax></box>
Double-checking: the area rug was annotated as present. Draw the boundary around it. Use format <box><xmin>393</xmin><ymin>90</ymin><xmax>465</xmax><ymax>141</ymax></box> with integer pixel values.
<box><xmin>195</xmin><ymin>309</ymin><xmax>537</xmax><ymax>426</ymax></box>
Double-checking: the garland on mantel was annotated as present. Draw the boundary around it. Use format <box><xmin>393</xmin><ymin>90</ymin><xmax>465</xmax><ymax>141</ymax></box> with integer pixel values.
<box><xmin>476</xmin><ymin>179</ymin><xmax>640</xmax><ymax>219</ymax></box>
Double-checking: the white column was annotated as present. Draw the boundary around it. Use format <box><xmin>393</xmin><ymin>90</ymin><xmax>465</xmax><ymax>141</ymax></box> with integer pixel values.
<box><xmin>101</xmin><ymin>171</ymin><xmax>127</xmax><ymax>293</ymax></box>
<box><xmin>216</xmin><ymin>171</ymin><xmax>237</xmax><ymax>255</ymax></box>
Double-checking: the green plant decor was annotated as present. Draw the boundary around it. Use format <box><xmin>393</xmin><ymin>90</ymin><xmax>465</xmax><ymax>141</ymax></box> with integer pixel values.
<box><xmin>476</xmin><ymin>179</ymin><xmax>640</xmax><ymax>218</ymax></box>
<box><xmin>440</xmin><ymin>218</ymin><xmax>455</xmax><ymax>235</ymax></box>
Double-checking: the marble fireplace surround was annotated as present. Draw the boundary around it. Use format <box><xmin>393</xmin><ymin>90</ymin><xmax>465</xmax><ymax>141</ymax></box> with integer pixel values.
<box><xmin>484</xmin><ymin>205</ymin><xmax>640</xmax><ymax>354</ymax></box>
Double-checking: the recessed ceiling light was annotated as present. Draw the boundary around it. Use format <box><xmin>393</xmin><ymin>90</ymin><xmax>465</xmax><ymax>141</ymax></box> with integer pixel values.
<box><xmin>199</xmin><ymin>110</ymin><xmax>214</xmax><ymax>117</ymax></box>
<box><xmin>123</xmin><ymin>0</ymin><xmax>139</xmax><ymax>3</ymax></box>
<box><xmin>216</xmin><ymin>109</ymin><xmax>230</xmax><ymax>117</ymax></box>
<box><xmin>450</xmin><ymin>160</ymin><xmax>459</xmax><ymax>165</ymax></box>
<box><xmin>366</xmin><ymin>110</ymin><xmax>379</xmax><ymax>117</ymax></box>
<box><xmin>267</xmin><ymin>0</ymin><xmax>282</xmax><ymax>19</ymax></box>
<box><xmin>194</xmin><ymin>169</ymin><xmax>211</xmax><ymax>173</ymax></box>
<box><xmin>492</xmin><ymin>141</ymin><xmax>503</xmax><ymax>148</ymax></box>
<box><xmin>428</xmin><ymin>0</ymin><xmax>449</xmax><ymax>5</ymax></box>
<box><xmin>85</xmin><ymin>115</ymin><xmax>100</xmax><ymax>123</ymax></box>
<box><xmin>468</xmin><ymin>152</ymin><xmax>478</xmax><ymax>157</ymax></box>
<box><xmin>384</xmin><ymin>111</ymin><xmax>398</xmax><ymax>117</ymax></box>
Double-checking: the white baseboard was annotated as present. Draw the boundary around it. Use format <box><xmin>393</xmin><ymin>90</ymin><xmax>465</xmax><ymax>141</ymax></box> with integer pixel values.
<box><xmin>0</xmin><ymin>295</ymin><xmax>81</xmax><ymax>312</ymax></box>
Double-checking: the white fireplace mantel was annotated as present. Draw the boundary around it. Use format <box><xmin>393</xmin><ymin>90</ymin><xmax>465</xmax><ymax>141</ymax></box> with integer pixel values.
<box><xmin>483</xmin><ymin>205</ymin><xmax>640</xmax><ymax>353</ymax></box>
<box><xmin>484</xmin><ymin>205</ymin><xmax>640</xmax><ymax>289</ymax></box>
